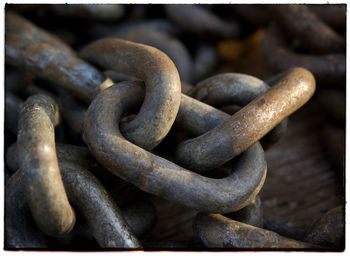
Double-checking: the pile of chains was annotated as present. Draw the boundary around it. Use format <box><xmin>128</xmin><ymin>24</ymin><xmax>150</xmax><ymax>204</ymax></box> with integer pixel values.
<box><xmin>4</xmin><ymin>4</ymin><xmax>345</xmax><ymax>250</ymax></box>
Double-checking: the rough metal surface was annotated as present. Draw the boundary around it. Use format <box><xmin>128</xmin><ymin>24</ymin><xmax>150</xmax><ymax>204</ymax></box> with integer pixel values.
<box><xmin>164</xmin><ymin>5</ymin><xmax>240</xmax><ymax>39</ymax></box>
<box><xmin>5</xmin><ymin>171</ymin><xmax>49</xmax><ymax>248</ymax></box>
<box><xmin>83</xmin><ymin>80</ymin><xmax>267</xmax><ymax>213</ymax></box>
<box><xmin>268</xmin><ymin>5</ymin><xmax>345</xmax><ymax>53</ymax></box>
<box><xmin>121</xmin><ymin>200</ymin><xmax>157</xmax><ymax>238</ymax></box>
<box><xmin>225</xmin><ymin>195</ymin><xmax>263</xmax><ymax>228</ymax></box>
<box><xmin>59</xmin><ymin>161</ymin><xmax>142</xmax><ymax>248</ymax></box>
<box><xmin>190</xmin><ymin>72</ymin><xmax>288</xmax><ymax>147</ymax></box>
<box><xmin>17</xmin><ymin>94</ymin><xmax>75</xmax><ymax>237</ymax></box>
<box><xmin>261</xmin><ymin>24</ymin><xmax>345</xmax><ymax>85</ymax></box>
<box><xmin>194</xmin><ymin>213</ymin><xmax>317</xmax><ymax>249</ymax></box>
<box><xmin>305</xmin><ymin>206</ymin><xmax>344</xmax><ymax>250</ymax></box>
<box><xmin>176</xmin><ymin>67</ymin><xmax>315</xmax><ymax>172</ymax></box>
<box><xmin>80</xmin><ymin>38</ymin><xmax>181</xmax><ymax>150</ymax></box>
<box><xmin>113</xmin><ymin>29</ymin><xmax>193</xmax><ymax>83</ymax></box>
<box><xmin>5</xmin><ymin>11</ymin><xmax>112</xmax><ymax>103</ymax></box>
<box><xmin>6</xmin><ymin>143</ymin><xmax>156</xmax><ymax>249</ymax></box>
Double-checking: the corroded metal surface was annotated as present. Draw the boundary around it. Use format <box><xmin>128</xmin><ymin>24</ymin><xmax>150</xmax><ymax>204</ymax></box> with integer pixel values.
<box><xmin>80</xmin><ymin>38</ymin><xmax>181</xmax><ymax>150</ymax></box>
<box><xmin>5</xmin><ymin>171</ymin><xmax>49</xmax><ymax>248</ymax></box>
<box><xmin>5</xmin><ymin>11</ymin><xmax>112</xmax><ymax>103</ymax></box>
<box><xmin>176</xmin><ymin>67</ymin><xmax>315</xmax><ymax>172</ymax></box>
<box><xmin>5</xmin><ymin>167</ymin><xmax>154</xmax><ymax>249</ymax></box>
<box><xmin>83</xmin><ymin>80</ymin><xmax>267</xmax><ymax>213</ymax></box>
<box><xmin>59</xmin><ymin>161</ymin><xmax>142</xmax><ymax>248</ymax></box>
<box><xmin>3</xmin><ymin>4</ymin><xmax>345</xmax><ymax>251</ymax></box>
<box><xmin>194</xmin><ymin>213</ymin><xmax>317</xmax><ymax>249</ymax></box>
<box><xmin>305</xmin><ymin>206</ymin><xmax>344</xmax><ymax>250</ymax></box>
<box><xmin>190</xmin><ymin>72</ymin><xmax>288</xmax><ymax>147</ymax></box>
<box><xmin>112</xmin><ymin>29</ymin><xmax>193</xmax><ymax>83</ymax></box>
<box><xmin>17</xmin><ymin>94</ymin><xmax>75</xmax><ymax>237</ymax></box>
<box><xmin>121</xmin><ymin>200</ymin><xmax>157</xmax><ymax>237</ymax></box>
<box><xmin>225</xmin><ymin>195</ymin><xmax>263</xmax><ymax>228</ymax></box>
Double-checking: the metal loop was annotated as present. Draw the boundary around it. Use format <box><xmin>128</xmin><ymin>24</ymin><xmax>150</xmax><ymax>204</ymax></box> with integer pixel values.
<box><xmin>176</xmin><ymin>67</ymin><xmax>315</xmax><ymax>172</ymax></box>
<box><xmin>190</xmin><ymin>72</ymin><xmax>289</xmax><ymax>146</ymax></box>
<box><xmin>17</xmin><ymin>94</ymin><xmax>75</xmax><ymax>237</ymax></box>
<box><xmin>5</xmin><ymin>11</ymin><xmax>112</xmax><ymax>103</ymax></box>
<box><xmin>225</xmin><ymin>195</ymin><xmax>263</xmax><ymax>228</ymax></box>
<box><xmin>80</xmin><ymin>38</ymin><xmax>182</xmax><ymax>150</ymax></box>
<box><xmin>59</xmin><ymin>161</ymin><xmax>142</xmax><ymax>248</ymax></box>
<box><xmin>5</xmin><ymin>171</ymin><xmax>48</xmax><ymax>248</ymax></box>
<box><xmin>194</xmin><ymin>213</ymin><xmax>318</xmax><ymax>249</ymax></box>
<box><xmin>112</xmin><ymin>29</ymin><xmax>193</xmax><ymax>83</ymax></box>
<box><xmin>83</xmin><ymin>80</ymin><xmax>267</xmax><ymax>213</ymax></box>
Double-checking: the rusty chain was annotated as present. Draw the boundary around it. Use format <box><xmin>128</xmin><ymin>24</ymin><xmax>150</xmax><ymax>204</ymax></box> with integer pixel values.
<box><xmin>4</xmin><ymin>4</ymin><xmax>345</xmax><ymax>251</ymax></box>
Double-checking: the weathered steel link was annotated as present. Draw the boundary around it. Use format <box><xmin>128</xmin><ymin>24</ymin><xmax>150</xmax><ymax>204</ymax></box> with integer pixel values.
<box><xmin>5</xmin><ymin>171</ymin><xmax>49</xmax><ymax>248</ymax></box>
<box><xmin>5</xmin><ymin>11</ymin><xmax>113</xmax><ymax>103</ymax></box>
<box><xmin>5</xmin><ymin>4</ymin><xmax>344</xmax><ymax>250</ymax></box>
<box><xmin>262</xmin><ymin>24</ymin><xmax>345</xmax><ymax>85</ymax></box>
<box><xmin>121</xmin><ymin>200</ymin><xmax>157</xmax><ymax>237</ymax></box>
<box><xmin>191</xmin><ymin>73</ymin><xmax>269</xmax><ymax>107</ymax></box>
<box><xmin>164</xmin><ymin>5</ymin><xmax>240</xmax><ymax>39</ymax></box>
<box><xmin>305</xmin><ymin>206</ymin><xmax>344</xmax><ymax>250</ymax></box>
<box><xmin>6</xmin><ymin>144</ymin><xmax>147</xmax><ymax>248</ymax></box>
<box><xmin>5</xmin><ymin>166</ymin><xmax>146</xmax><ymax>249</ymax></box>
<box><xmin>176</xmin><ymin>67</ymin><xmax>315</xmax><ymax>172</ymax></box>
<box><xmin>83</xmin><ymin>80</ymin><xmax>267</xmax><ymax>213</ymax></box>
<box><xmin>268</xmin><ymin>5</ymin><xmax>345</xmax><ymax>54</ymax></box>
<box><xmin>111</xmin><ymin>29</ymin><xmax>193</xmax><ymax>83</ymax></box>
<box><xmin>80</xmin><ymin>38</ymin><xmax>182</xmax><ymax>150</ymax></box>
<box><xmin>190</xmin><ymin>72</ymin><xmax>288</xmax><ymax>146</ymax></box>
<box><xmin>5</xmin><ymin>10</ymin><xmax>74</xmax><ymax>54</ymax></box>
<box><xmin>194</xmin><ymin>213</ymin><xmax>318</xmax><ymax>249</ymax></box>
<box><xmin>6</xmin><ymin>142</ymin><xmax>133</xmax><ymax>194</ymax></box>
<box><xmin>225</xmin><ymin>195</ymin><xmax>263</xmax><ymax>228</ymax></box>
<box><xmin>17</xmin><ymin>94</ymin><xmax>75</xmax><ymax>237</ymax></box>
<box><xmin>59</xmin><ymin>161</ymin><xmax>142</xmax><ymax>248</ymax></box>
